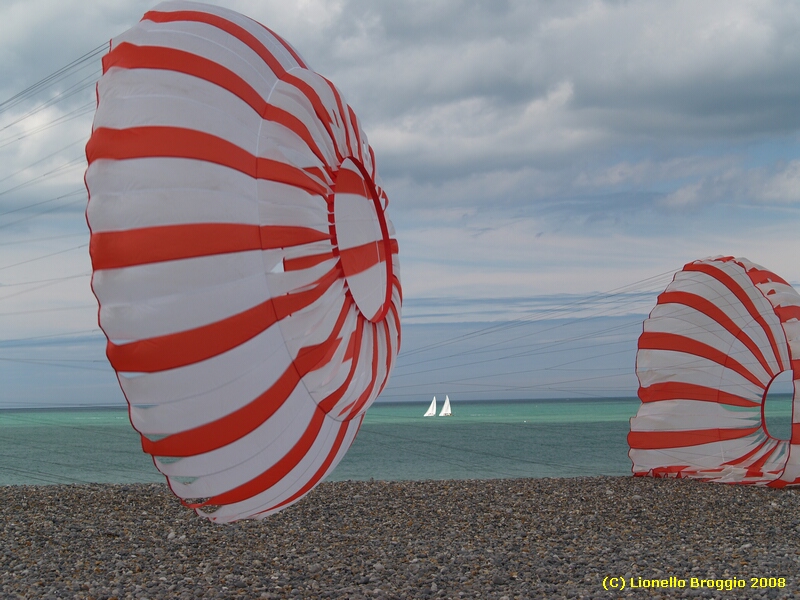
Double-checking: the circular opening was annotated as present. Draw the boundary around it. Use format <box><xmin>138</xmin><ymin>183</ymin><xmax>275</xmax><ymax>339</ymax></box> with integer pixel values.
<box><xmin>762</xmin><ymin>370</ymin><xmax>794</xmax><ymax>440</ymax></box>
<box><xmin>332</xmin><ymin>157</ymin><xmax>393</xmax><ymax>322</ymax></box>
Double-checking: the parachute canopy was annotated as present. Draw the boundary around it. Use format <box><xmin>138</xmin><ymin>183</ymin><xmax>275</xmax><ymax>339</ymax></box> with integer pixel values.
<box><xmin>630</xmin><ymin>256</ymin><xmax>800</xmax><ymax>486</ymax></box>
<box><xmin>85</xmin><ymin>1</ymin><xmax>401</xmax><ymax>521</ymax></box>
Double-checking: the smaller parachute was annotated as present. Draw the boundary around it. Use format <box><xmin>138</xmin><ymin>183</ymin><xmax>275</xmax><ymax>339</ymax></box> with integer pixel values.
<box><xmin>629</xmin><ymin>256</ymin><xmax>800</xmax><ymax>486</ymax></box>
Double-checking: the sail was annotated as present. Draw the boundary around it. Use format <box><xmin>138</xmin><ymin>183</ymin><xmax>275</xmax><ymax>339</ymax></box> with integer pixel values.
<box><xmin>424</xmin><ymin>396</ymin><xmax>437</xmax><ymax>417</ymax></box>
<box><xmin>439</xmin><ymin>395</ymin><xmax>452</xmax><ymax>416</ymax></box>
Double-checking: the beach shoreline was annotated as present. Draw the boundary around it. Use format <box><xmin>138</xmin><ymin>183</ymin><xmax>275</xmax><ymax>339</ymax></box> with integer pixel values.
<box><xmin>2</xmin><ymin>476</ymin><xmax>798</xmax><ymax>599</ymax></box>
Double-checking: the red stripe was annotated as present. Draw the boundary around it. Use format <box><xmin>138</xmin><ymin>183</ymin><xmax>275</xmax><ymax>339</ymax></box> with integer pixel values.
<box><xmin>348</xmin><ymin>105</ymin><xmax>363</xmax><ymax>161</ymax></box>
<box><xmin>369</xmin><ymin>147</ymin><xmax>377</xmax><ymax>180</ymax></box>
<box><xmin>143</xmin><ymin>10</ymin><xmax>289</xmax><ymax>79</ymax></box>
<box><xmin>105</xmin><ymin>43</ymin><xmax>329</xmax><ymax>167</ymax></box>
<box><xmin>192</xmin><ymin>313</ymin><xmax>365</xmax><ymax>507</ymax></box>
<box><xmin>685</xmin><ymin>261</ymin><xmax>786</xmax><ymax>372</ymax></box>
<box><xmin>352</xmin><ymin>158</ymin><xmax>394</xmax><ymax>323</ymax></box>
<box><xmin>326</xmin><ymin>78</ymin><xmax>353</xmax><ymax>157</ymax></box>
<box><xmin>260</xmin><ymin>225</ymin><xmax>330</xmax><ymax>249</ymax></box>
<box><xmin>284</xmin><ymin>73</ymin><xmax>342</xmax><ymax>163</ymax></box>
<box><xmin>389</xmin><ymin>298</ymin><xmax>402</xmax><ymax>351</ymax></box>
<box><xmin>658</xmin><ymin>290</ymin><xmax>775</xmax><ymax>379</ymax></box>
<box><xmin>148</xmin><ymin>362</ymin><xmax>296</xmax><ymax>457</ymax></box>
<box><xmin>91</xmin><ymin>224</ymin><xmax>329</xmax><ymax>270</ymax></box>
<box><xmin>746</xmin><ymin>440</ymin><xmax>779</xmax><ymax>476</ymax></box>
<box><xmin>638</xmin><ymin>381</ymin><xmax>759</xmax><ymax>408</ymax></box>
<box><xmin>261</xmin><ymin>24</ymin><xmax>308</xmax><ymax>69</ymax></box>
<box><xmin>343</xmin><ymin>325</ymin><xmax>357</xmax><ymax>362</ymax></box>
<box><xmin>104</xmin><ymin>42</ymin><xmax>267</xmax><ymax>114</ymax></box>
<box><xmin>724</xmin><ymin>438</ymin><xmax>770</xmax><ymax>466</ymax></box>
<box><xmin>304</xmin><ymin>165</ymin><xmax>330</xmax><ymax>183</ymax></box>
<box><xmin>318</xmin><ymin>314</ymin><xmax>365</xmax><ymax>416</ymax></box>
<box><xmin>257</xmin><ymin>156</ymin><xmax>330</xmax><ymax>197</ymax></box>
<box><xmin>86</xmin><ymin>127</ymin><xmax>329</xmax><ymax>197</ymax></box>
<box><xmin>342</xmin><ymin>323</ymin><xmax>381</xmax><ymax>419</ymax></box>
<box><xmin>642</xmin><ymin>465</ymin><xmax>691</xmax><ymax>477</ymax></box>
<box><xmin>639</xmin><ymin>331</ymin><xmax>766</xmax><ymax>389</ymax></box>
<box><xmin>263</xmin><ymin>104</ymin><xmax>328</xmax><ymax>167</ymax></box>
<box><xmin>336</xmin><ymin>167</ymin><xmax>369</xmax><ymax>197</ymax></box>
<box><xmin>339</xmin><ymin>241</ymin><xmax>384</xmax><ymax>278</ymax></box>
<box><xmin>745</xmin><ymin>266</ymin><xmax>790</xmax><ymax>287</ymax></box>
<box><xmin>143</xmin><ymin>11</ymin><xmax>333</xmax><ymax>169</ymax></box>
<box><xmin>283</xmin><ymin>251</ymin><xmax>334</xmax><ymax>272</ymax></box>
<box><xmin>379</xmin><ymin>319</ymin><xmax>393</xmax><ymax>396</ymax></box>
<box><xmin>775</xmin><ymin>305</ymin><xmax>800</xmax><ymax>322</ymax></box>
<box><xmin>259</xmin><ymin>418</ymin><xmax>352</xmax><ymax>514</ymax></box>
<box><xmin>393</xmin><ymin>274</ymin><xmax>403</xmax><ymax>304</ymax></box>
<box><xmin>628</xmin><ymin>426</ymin><xmax>761</xmax><ymax>449</ymax></box>
<box><xmin>202</xmin><ymin>406</ymin><xmax>328</xmax><ymax>506</ymax></box>
<box><xmin>91</xmin><ymin>223</ymin><xmax>261</xmax><ymax>270</ymax></box>
<box><xmin>109</xmin><ymin>267</ymin><xmax>339</xmax><ymax>373</ymax></box>
<box><xmin>794</xmin><ymin>423</ymin><xmax>800</xmax><ymax>441</ymax></box>
<box><xmin>143</xmin><ymin>290</ymin><xmax>350</xmax><ymax>457</ymax></box>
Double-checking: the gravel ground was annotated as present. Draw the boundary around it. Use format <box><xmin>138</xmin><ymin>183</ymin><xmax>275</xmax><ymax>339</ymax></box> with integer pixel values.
<box><xmin>2</xmin><ymin>476</ymin><xmax>800</xmax><ymax>599</ymax></box>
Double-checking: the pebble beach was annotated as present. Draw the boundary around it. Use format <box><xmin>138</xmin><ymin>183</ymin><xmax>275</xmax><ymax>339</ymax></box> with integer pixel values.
<box><xmin>2</xmin><ymin>476</ymin><xmax>800</xmax><ymax>599</ymax></box>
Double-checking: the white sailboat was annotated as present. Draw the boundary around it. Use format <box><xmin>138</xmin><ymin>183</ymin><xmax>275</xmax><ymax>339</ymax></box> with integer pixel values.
<box><xmin>423</xmin><ymin>396</ymin><xmax>437</xmax><ymax>417</ymax></box>
<box><xmin>439</xmin><ymin>395</ymin><xmax>452</xmax><ymax>416</ymax></box>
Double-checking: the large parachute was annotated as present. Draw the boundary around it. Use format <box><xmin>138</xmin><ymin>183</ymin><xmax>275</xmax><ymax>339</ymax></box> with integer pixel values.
<box><xmin>630</xmin><ymin>256</ymin><xmax>800</xmax><ymax>486</ymax></box>
<box><xmin>85</xmin><ymin>1</ymin><xmax>401</xmax><ymax>521</ymax></box>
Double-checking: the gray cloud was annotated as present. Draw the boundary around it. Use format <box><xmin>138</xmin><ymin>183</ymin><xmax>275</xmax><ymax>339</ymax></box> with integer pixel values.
<box><xmin>3</xmin><ymin>0</ymin><xmax>800</xmax><ymax>408</ymax></box>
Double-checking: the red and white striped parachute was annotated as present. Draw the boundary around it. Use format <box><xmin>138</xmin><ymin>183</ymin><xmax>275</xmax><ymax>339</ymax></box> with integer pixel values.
<box><xmin>630</xmin><ymin>256</ymin><xmax>800</xmax><ymax>486</ymax></box>
<box><xmin>85</xmin><ymin>1</ymin><xmax>401</xmax><ymax>521</ymax></box>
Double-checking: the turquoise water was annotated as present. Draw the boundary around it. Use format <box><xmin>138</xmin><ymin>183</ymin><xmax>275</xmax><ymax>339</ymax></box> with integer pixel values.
<box><xmin>0</xmin><ymin>397</ymin><xmax>792</xmax><ymax>486</ymax></box>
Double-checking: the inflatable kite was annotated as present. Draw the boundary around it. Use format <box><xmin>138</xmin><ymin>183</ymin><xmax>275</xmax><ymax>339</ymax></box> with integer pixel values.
<box><xmin>85</xmin><ymin>1</ymin><xmax>401</xmax><ymax>521</ymax></box>
<box><xmin>630</xmin><ymin>256</ymin><xmax>800</xmax><ymax>486</ymax></box>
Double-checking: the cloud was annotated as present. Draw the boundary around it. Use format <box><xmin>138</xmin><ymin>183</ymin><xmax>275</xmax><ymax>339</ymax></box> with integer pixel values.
<box><xmin>755</xmin><ymin>160</ymin><xmax>800</xmax><ymax>203</ymax></box>
<box><xmin>2</xmin><ymin>0</ymin><xmax>800</xmax><ymax>408</ymax></box>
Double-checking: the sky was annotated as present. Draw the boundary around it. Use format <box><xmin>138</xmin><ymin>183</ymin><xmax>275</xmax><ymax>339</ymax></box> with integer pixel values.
<box><xmin>1</xmin><ymin>0</ymin><xmax>800</xmax><ymax>407</ymax></box>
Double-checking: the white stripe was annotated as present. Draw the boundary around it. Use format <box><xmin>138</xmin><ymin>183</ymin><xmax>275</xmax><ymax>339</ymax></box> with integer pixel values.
<box><xmin>87</xmin><ymin>158</ymin><xmax>259</xmax><ymax>232</ymax></box>
<box><xmin>632</xmin><ymin>435</ymin><xmax>765</xmax><ymax>470</ymax></box>
<box><xmin>335</xmin><ymin>195</ymin><xmax>382</xmax><ymax>249</ymax></box>
<box><xmin>265</xmin><ymin>79</ymin><xmax>341</xmax><ymax>170</ymax></box>
<box><xmin>669</xmin><ymin>270</ymin><xmax>785</xmax><ymax>372</ymax></box>
<box><xmin>196</xmin><ymin>417</ymin><xmax>360</xmax><ymax>522</ymax></box>
<box><xmin>93</xmin><ymin>251</ymin><xmax>275</xmax><ymax>305</ymax></box>
<box><xmin>630</xmin><ymin>399</ymin><xmax>760</xmax><ymax>432</ymax></box>
<box><xmin>156</xmin><ymin>383</ymin><xmax>317</xmax><ymax>483</ymax></box>
<box><xmin>345</xmin><ymin>265</ymin><xmax>388</xmax><ymax>321</ymax></box>
<box><xmin>128</xmin><ymin>324</ymin><xmax>293</xmax><ymax>433</ymax></box>
<box><xmin>637</xmin><ymin>349</ymin><xmax>764</xmax><ymax>402</ymax></box>
<box><xmin>121</xmin><ymin>321</ymin><xmax>293</xmax><ymax>411</ymax></box>
<box><xmin>284</xmin><ymin>68</ymin><xmax>354</xmax><ymax>161</ymax></box>
<box><xmin>255</xmin><ymin>192</ymin><xmax>329</xmax><ymax>231</ymax></box>
<box><xmin>264</xmin><ymin>259</ymin><xmax>338</xmax><ymax>298</ymax></box>
<box><xmin>113</xmin><ymin>21</ymin><xmax>279</xmax><ymax>102</ymax></box>
<box><xmin>703</xmin><ymin>260</ymin><xmax>790</xmax><ymax>368</ymax></box>
<box><xmin>148</xmin><ymin>1</ymin><xmax>306</xmax><ymax>74</ymax></box>
<box><xmin>95</xmin><ymin>252</ymin><xmax>273</xmax><ymax>341</ymax></box>
<box><xmin>645</xmin><ymin>303</ymin><xmax>774</xmax><ymax>385</ymax></box>
<box><xmin>94</xmin><ymin>68</ymin><xmax>260</xmax><ymax>146</ymax></box>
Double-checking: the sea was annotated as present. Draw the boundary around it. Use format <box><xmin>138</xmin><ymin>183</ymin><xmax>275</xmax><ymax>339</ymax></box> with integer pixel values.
<box><xmin>0</xmin><ymin>397</ymin><xmax>793</xmax><ymax>487</ymax></box>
